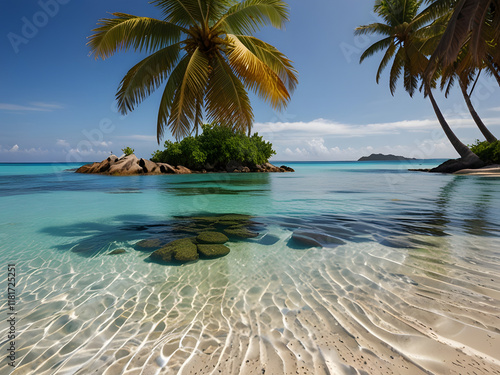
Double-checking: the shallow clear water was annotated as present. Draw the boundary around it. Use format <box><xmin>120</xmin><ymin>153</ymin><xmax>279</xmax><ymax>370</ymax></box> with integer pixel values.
<box><xmin>0</xmin><ymin>160</ymin><xmax>499</xmax><ymax>375</ymax></box>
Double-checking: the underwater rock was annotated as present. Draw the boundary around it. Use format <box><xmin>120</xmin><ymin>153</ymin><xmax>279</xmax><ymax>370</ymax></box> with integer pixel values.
<box><xmin>197</xmin><ymin>244</ymin><xmax>230</xmax><ymax>258</ymax></box>
<box><xmin>135</xmin><ymin>238</ymin><xmax>164</xmax><ymax>250</ymax></box>
<box><xmin>149</xmin><ymin>238</ymin><xmax>199</xmax><ymax>262</ymax></box>
<box><xmin>288</xmin><ymin>230</ymin><xmax>346</xmax><ymax>249</ymax></box>
<box><xmin>108</xmin><ymin>249</ymin><xmax>127</xmax><ymax>255</ymax></box>
<box><xmin>223</xmin><ymin>227</ymin><xmax>259</xmax><ymax>239</ymax></box>
<box><xmin>196</xmin><ymin>232</ymin><xmax>229</xmax><ymax>244</ymax></box>
<box><xmin>258</xmin><ymin>234</ymin><xmax>280</xmax><ymax>245</ymax></box>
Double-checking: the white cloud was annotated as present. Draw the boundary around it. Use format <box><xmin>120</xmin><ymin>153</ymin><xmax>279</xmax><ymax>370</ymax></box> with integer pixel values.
<box><xmin>254</xmin><ymin>116</ymin><xmax>493</xmax><ymax>139</ymax></box>
<box><xmin>0</xmin><ymin>102</ymin><xmax>62</xmax><ymax>112</ymax></box>
<box><xmin>56</xmin><ymin>139</ymin><xmax>70</xmax><ymax>148</ymax></box>
<box><xmin>275</xmin><ymin>136</ymin><xmax>456</xmax><ymax>161</ymax></box>
<box><xmin>9</xmin><ymin>144</ymin><xmax>19</xmax><ymax>152</ymax></box>
<box><xmin>30</xmin><ymin>102</ymin><xmax>63</xmax><ymax>110</ymax></box>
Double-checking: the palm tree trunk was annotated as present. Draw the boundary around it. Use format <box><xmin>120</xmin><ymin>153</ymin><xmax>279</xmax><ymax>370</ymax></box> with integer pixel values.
<box><xmin>486</xmin><ymin>58</ymin><xmax>500</xmax><ymax>86</ymax></box>
<box><xmin>459</xmin><ymin>79</ymin><xmax>497</xmax><ymax>142</ymax></box>
<box><xmin>427</xmin><ymin>89</ymin><xmax>483</xmax><ymax>165</ymax></box>
<box><xmin>194</xmin><ymin>99</ymin><xmax>201</xmax><ymax>137</ymax></box>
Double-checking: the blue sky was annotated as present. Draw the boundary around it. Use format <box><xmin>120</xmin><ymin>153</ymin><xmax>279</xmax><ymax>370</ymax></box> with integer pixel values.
<box><xmin>1</xmin><ymin>0</ymin><xmax>499</xmax><ymax>162</ymax></box>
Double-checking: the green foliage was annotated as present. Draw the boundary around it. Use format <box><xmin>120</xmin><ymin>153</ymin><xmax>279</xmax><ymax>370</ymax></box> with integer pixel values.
<box><xmin>469</xmin><ymin>140</ymin><xmax>500</xmax><ymax>164</ymax></box>
<box><xmin>151</xmin><ymin>124</ymin><xmax>275</xmax><ymax>169</ymax></box>
<box><xmin>122</xmin><ymin>146</ymin><xmax>134</xmax><ymax>156</ymax></box>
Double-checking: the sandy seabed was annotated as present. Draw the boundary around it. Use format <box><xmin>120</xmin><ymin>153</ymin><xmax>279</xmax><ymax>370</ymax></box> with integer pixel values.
<box><xmin>1</xmin><ymin>225</ymin><xmax>499</xmax><ymax>375</ymax></box>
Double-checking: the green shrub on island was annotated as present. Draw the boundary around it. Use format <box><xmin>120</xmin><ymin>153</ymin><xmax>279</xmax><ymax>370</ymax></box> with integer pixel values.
<box><xmin>151</xmin><ymin>124</ymin><xmax>275</xmax><ymax>169</ymax></box>
<box><xmin>122</xmin><ymin>146</ymin><xmax>134</xmax><ymax>156</ymax></box>
<box><xmin>469</xmin><ymin>140</ymin><xmax>500</xmax><ymax>164</ymax></box>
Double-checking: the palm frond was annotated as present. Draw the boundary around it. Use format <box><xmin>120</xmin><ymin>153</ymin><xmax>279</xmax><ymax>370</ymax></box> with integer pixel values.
<box><xmin>359</xmin><ymin>37</ymin><xmax>393</xmax><ymax>64</ymax></box>
<box><xmin>151</xmin><ymin>0</ymin><xmax>203</xmax><ymax>27</ymax></box>
<box><xmin>354</xmin><ymin>23</ymin><xmax>393</xmax><ymax>37</ymax></box>
<box><xmin>225</xmin><ymin>34</ymin><xmax>289</xmax><ymax>110</ymax></box>
<box><xmin>403</xmin><ymin>62</ymin><xmax>419</xmax><ymax>96</ymax></box>
<box><xmin>468</xmin><ymin>0</ymin><xmax>492</xmax><ymax>65</ymax></box>
<box><xmin>376</xmin><ymin>41</ymin><xmax>397</xmax><ymax>83</ymax></box>
<box><xmin>116</xmin><ymin>43</ymin><xmax>182</xmax><ymax>115</ymax></box>
<box><xmin>88</xmin><ymin>13</ymin><xmax>182</xmax><ymax>59</ymax></box>
<box><xmin>232</xmin><ymin>35</ymin><xmax>298</xmax><ymax>92</ymax></box>
<box><xmin>217</xmin><ymin>0</ymin><xmax>289</xmax><ymax>34</ymax></box>
<box><xmin>168</xmin><ymin>48</ymin><xmax>210</xmax><ymax>140</ymax></box>
<box><xmin>156</xmin><ymin>55</ymin><xmax>189</xmax><ymax>142</ymax></box>
<box><xmin>389</xmin><ymin>47</ymin><xmax>405</xmax><ymax>95</ymax></box>
<box><xmin>425</xmin><ymin>0</ymin><xmax>486</xmax><ymax>81</ymax></box>
<box><xmin>205</xmin><ymin>53</ymin><xmax>253</xmax><ymax>133</ymax></box>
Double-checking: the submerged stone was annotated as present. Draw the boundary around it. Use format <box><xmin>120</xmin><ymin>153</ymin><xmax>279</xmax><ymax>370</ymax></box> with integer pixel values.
<box><xmin>258</xmin><ymin>234</ymin><xmax>280</xmax><ymax>246</ymax></box>
<box><xmin>223</xmin><ymin>227</ymin><xmax>259</xmax><ymax>239</ymax></box>
<box><xmin>197</xmin><ymin>244</ymin><xmax>230</xmax><ymax>258</ymax></box>
<box><xmin>150</xmin><ymin>238</ymin><xmax>199</xmax><ymax>263</ymax></box>
<box><xmin>288</xmin><ymin>230</ymin><xmax>346</xmax><ymax>249</ymax></box>
<box><xmin>196</xmin><ymin>232</ymin><xmax>229</xmax><ymax>244</ymax></box>
<box><xmin>135</xmin><ymin>238</ymin><xmax>164</xmax><ymax>250</ymax></box>
<box><xmin>108</xmin><ymin>249</ymin><xmax>127</xmax><ymax>255</ymax></box>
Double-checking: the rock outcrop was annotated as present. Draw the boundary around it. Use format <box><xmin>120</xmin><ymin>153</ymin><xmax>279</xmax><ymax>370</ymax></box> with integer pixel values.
<box><xmin>429</xmin><ymin>158</ymin><xmax>485</xmax><ymax>173</ymax></box>
<box><xmin>76</xmin><ymin>154</ymin><xmax>294</xmax><ymax>176</ymax></box>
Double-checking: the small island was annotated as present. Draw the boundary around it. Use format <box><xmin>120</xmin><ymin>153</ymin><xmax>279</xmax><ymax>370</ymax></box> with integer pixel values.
<box><xmin>358</xmin><ymin>153</ymin><xmax>417</xmax><ymax>161</ymax></box>
<box><xmin>76</xmin><ymin>124</ymin><xmax>294</xmax><ymax>176</ymax></box>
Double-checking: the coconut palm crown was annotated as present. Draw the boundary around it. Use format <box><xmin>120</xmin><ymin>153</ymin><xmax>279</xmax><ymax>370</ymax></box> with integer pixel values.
<box><xmin>88</xmin><ymin>0</ymin><xmax>298</xmax><ymax>142</ymax></box>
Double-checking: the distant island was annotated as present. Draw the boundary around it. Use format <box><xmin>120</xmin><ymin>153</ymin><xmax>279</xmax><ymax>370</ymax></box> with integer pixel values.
<box><xmin>358</xmin><ymin>153</ymin><xmax>417</xmax><ymax>161</ymax></box>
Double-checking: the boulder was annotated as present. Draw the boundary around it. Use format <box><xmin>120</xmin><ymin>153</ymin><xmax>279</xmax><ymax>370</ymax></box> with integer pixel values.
<box><xmin>76</xmin><ymin>162</ymin><xmax>100</xmax><ymax>174</ymax></box>
<box><xmin>280</xmin><ymin>165</ymin><xmax>295</xmax><ymax>172</ymax></box>
<box><xmin>108</xmin><ymin>249</ymin><xmax>127</xmax><ymax>255</ymax></box>
<box><xmin>223</xmin><ymin>227</ymin><xmax>259</xmax><ymax>239</ymax></box>
<box><xmin>135</xmin><ymin>238</ymin><xmax>164</xmax><ymax>250</ymax></box>
<box><xmin>175</xmin><ymin>165</ymin><xmax>192</xmax><ymax>174</ymax></box>
<box><xmin>288</xmin><ymin>230</ymin><xmax>346</xmax><ymax>249</ymax></box>
<box><xmin>197</xmin><ymin>244</ymin><xmax>230</xmax><ymax>258</ymax></box>
<box><xmin>157</xmin><ymin>163</ymin><xmax>177</xmax><ymax>174</ymax></box>
<box><xmin>149</xmin><ymin>238</ymin><xmax>199</xmax><ymax>262</ymax></box>
<box><xmin>242</xmin><ymin>167</ymin><xmax>251</xmax><ymax>173</ymax></box>
<box><xmin>263</xmin><ymin>162</ymin><xmax>281</xmax><ymax>172</ymax></box>
<box><xmin>108</xmin><ymin>154</ymin><xmax>143</xmax><ymax>175</ymax></box>
<box><xmin>196</xmin><ymin>232</ymin><xmax>229</xmax><ymax>244</ymax></box>
<box><xmin>139</xmin><ymin>158</ymin><xmax>161</xmax><ymax>174</ymax></box>
<box><xmin>226</xmin><ymin>160</ymin><xmax>243</xmax><ymax>172</ymax></box>
<box><xmin>430</xmin><ymin>158</ymin><xmax>485</xmax><ymax>173</ymax></box>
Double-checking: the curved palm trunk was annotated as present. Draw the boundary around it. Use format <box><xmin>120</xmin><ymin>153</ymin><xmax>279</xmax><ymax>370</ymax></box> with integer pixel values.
<box><xmin>194</xmin><ymin>99</ymin><xmax>201</xmax><ymax>137</ymax></box>
<box><xmin>427</xmin><ymin>89</ymin><xmax>483</xmax><ymax>165</ymax></box>
<box><xmin>459</xmin><ymin>79</ymin><xmax>497</xmax><ymax>142</ymax></box>
<box><xmin>486</xmin><ymin>58</ymin><xmax>500</xmax><ymax>86</ymax></box>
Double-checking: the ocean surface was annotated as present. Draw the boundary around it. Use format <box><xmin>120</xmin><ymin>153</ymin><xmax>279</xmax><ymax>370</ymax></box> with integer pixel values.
<box><xmin>0</xmin><ymin>160</ymin><xmax>499</xmax><ymax>375</ymax></box>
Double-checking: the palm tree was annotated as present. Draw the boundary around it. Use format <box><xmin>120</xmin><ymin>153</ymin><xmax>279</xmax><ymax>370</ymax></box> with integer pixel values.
<box><xmin>440</xmin><ymin>56</ymin><xmax>498</xmax><ymax>142</ymax></box>
<box><xmin>356</xmin><ymin>0</ymin><xmax>483</xmax><ymax>166</ymax></box>
<box><xmin>424</xmin><ymin>0</ymin><xmax>500</xmax><ymax>85</ymax></box>
<box><xmin>88</xmin><ymin>0</ymin><xmax>298</xmax><ymax>142</ymax></box>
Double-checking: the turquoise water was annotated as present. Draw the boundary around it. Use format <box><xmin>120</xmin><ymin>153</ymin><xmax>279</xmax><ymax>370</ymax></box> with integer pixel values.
<box><xmin>0</xmin><ymin>160</ymin><xmax>499</xmax><ymax>374</ymax></box>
